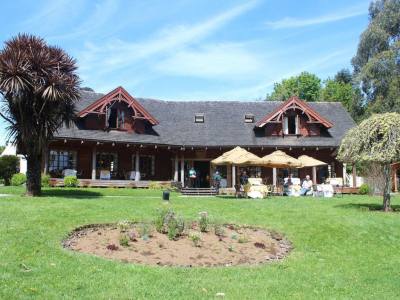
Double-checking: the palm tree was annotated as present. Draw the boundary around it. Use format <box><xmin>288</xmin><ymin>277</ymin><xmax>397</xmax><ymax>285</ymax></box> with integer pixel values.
<box><xmin>0</xmin><ymin>34</ymin><xmax>80</xmax><ymax>196</ymax></box>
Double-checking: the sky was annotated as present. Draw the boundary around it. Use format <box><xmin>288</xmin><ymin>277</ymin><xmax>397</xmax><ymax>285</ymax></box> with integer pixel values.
<box><xmin>0</xmin><ymin>0</ymin><xmax>369</xmax><ymax>142</ymax></box>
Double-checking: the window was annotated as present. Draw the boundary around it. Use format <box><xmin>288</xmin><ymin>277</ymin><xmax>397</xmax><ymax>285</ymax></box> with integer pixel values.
<box><xmin>195</xmin><ymin>113</ymin><xmax>204</xmax><ymax>123</ymax></box>
<box><xmin>244</xmin><ymin>114</ymin><xmax>254</xmax><ymax>123</ymax></box>
<box><xmin>283</xmin><ymin>115</ymin><xmax>299</xmax><ymax>135</ymax></box>
<box><xmin>49</xmin><ymin>150</ymin><xmax>77</xmax><ymax>174</ymax></box>
<box><xmin>96</xmin><ymin>152</ymin><xmax>118</xmax><ymax>172</ymax></box>
<box><xmin>106</xmin><ymin>106</ymin><xmax>125</xmax><ymax>129</ymax></box>
<box><xmin>134</xmin><ymin>155</ymin><xmax>155</xmax><ymax>179</ymax></box>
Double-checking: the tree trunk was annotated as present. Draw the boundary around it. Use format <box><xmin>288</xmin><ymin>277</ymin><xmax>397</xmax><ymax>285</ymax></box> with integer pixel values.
<box><xmin>26</xmin><ymin>153</ymin><xmax>42</xmax><ymax>196</ymax></box>
<box><xmin>382</xmin><ymin>163</ymin><xmax>391</xmax><ymax>212</ymax></box>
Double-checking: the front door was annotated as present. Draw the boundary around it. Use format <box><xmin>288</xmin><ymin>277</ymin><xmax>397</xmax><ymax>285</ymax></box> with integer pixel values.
<box><xmin>193</xmin><ymin>161</ymin><xmax>210</xmax><ymax>188</ymax></box>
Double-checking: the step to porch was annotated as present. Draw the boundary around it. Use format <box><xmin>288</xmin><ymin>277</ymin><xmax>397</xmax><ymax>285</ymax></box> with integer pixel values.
<box><xmin>181</xmin><ymin>187</ymin><xmax>217</xmax><ymax>196</ymax></box>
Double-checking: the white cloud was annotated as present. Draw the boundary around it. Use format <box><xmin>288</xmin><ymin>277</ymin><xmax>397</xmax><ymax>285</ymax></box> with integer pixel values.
<box><xmin>77</xmin><ymin>0</ymin><xmax>260</xmax><ymax>74</ymax></box>
<box><xmin>153</xmin><ymin>43</ymin><xmax>262</xmax><ymax>79</ymax></box>
<box><xmin>265</xmin><ymin>5</ymin><xmax>367</xmax><ymax>29</ymax></box>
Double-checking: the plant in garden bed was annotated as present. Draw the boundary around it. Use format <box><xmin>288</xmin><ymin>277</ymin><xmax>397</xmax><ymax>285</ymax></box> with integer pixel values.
<box><xmin>199</xmin><ymin>211</ymin><xmax>209</xmax><ymax>232</ymax></box>
<box><xmin>138</xmin><ymin>223</ymin><xmax>153</xmax><ymax>240</ymax></box>
<box><xmin>238</xmin><ymin>234</ymin><xmax>249</xmax><ymax>244</ymax></box>
<box><xmin>189</xmin><ymin>231</ymin><xmax>202</xmax><ymax>247</ymax></box>
<box><xmin>117</xmin><ymin>220</ymin><xmax>131</xmax><ymax>232</ymax></box>
<box><xmin>119</xmin><ymin>235</ymin><xmax>129</xmax><ymax>247</ymax></box>
<box><xmin>214</xmin><ymin>223</ymin><xmax>225</xmax><ymax>237</ymax></box>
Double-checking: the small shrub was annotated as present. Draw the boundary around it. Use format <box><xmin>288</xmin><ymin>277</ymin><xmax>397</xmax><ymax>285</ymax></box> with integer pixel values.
<box><xmin>138</xmin><ymin>223</ymin><xmax>153</xmax><ymax>240</ymax></box>
<box><xmin>199</xmin><ymin>211</ymin><xmax>209</xmax><ymax>232</ymax></box>
<box><xmin>41</xmin><ymin>174</ymin><xmax>51</xmax><ymax>187</ymax></box>
<box><xmin>189</xmin><ymin>232</ymin><xmax>202</xmax><ymax>247</ymax></box>
<box><xmin>64</xmin><ymin>175</ymin><xmax>78</xmax><ymax>187</ymax></box>
<box><xmin>254</xmin><ymin>242</ymin><xmax>266</xmax><ymax>249</ymax></box>
<box><xmin>359</xmin><ymin>183</ymin><xmax>370</xmax><ymax>195</ymax></box>
<box><xmin>119</xmin><ymin>235</ymin><xmax>130</xmax><ymax>247</ymax></box>
<box><xmin>167</xmin><ymin>217</ymin><xmax>178</xmax><ymax>240</ymax></box>
<box><xmin>0</xmin><ymin>155</ymin><xmax>19</xmax><ymax>185</ymax></box>
<box><xmin>148</xmin><ymin>181</ymin><xmax>163</xmax><ymax>189</ymax></box>
<box><xmin>117</xmin><ymin>220</ymin><xmax>131</xmax><ymax>232</ymax></box>
<box><xmin>231</xmin><ymin>234</ymin><xmax>238</xmax><ymax>240</ymax></box>
<box><xmin>214</xmin><ymin>223</ymin><xmax>225</xmax><ymax>237</ymax></box>
<box><xmin>228</xmin><ymin>245</ymin><xmax>234</xmax><ymax>252</ymax></box>
<box><xmin>176</xmin><ymin>215</ymin><xmax>185</xmax><ymax>236</ymax></box>
<box><xmin>128</xmin><ymin>230</ymin><xmax>137</xmax><ymax>242</ymax></box>
<box><xmin>238</xmin><ymin>234</ymin><xmax>249</xmax><ymax>244</ymax></box>
<box><xmin>106</xmin><ymin>244</ymin><xmax>119</xmax><ymax>251</ymax></box>
<box><xmin>154</xmin><ymin>208</ymin><xmax>172</xmax><ymax>233</ymax></box>
<box><xmin>11</xmin><ymin>173</ymin><xmax>26</xmax><ymax>186</ymax></box>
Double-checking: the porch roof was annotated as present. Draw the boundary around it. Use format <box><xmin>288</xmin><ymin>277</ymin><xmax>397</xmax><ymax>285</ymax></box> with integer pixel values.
<box><xmin>54</xmin><ymin>89</ymin><xmax>355</xmax><ymax>148</ymax></box>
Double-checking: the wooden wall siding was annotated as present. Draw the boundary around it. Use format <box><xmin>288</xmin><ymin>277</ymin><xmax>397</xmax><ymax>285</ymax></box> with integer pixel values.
<box><xmin>47</xmin><ymin>140</ymin><xmax>342</xmax><ymax>183</ymax></box>
<box><xmin>82</xmin><ymin>102</ymin><xmax>147</xmax><ymax>133</ymax></box>
<box><xmin>264</xmin><ymin>114</ymin><xmax>321</xmax><ymax>137</ymax></box>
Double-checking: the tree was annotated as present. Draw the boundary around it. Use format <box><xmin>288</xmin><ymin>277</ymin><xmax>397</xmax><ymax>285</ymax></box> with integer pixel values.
<box><xmin>351</xmin><ymin>0</ymin><xmax>400</xmax><ymax>116</ymax></box>
<box><xmin>267</xmin><ymin>72</ymin><xmax>321</xmax><ymax>102</ymax></box>
<box><xmin>337</xmin><ymin>113</ymin><xmax>400</xmax><ymax>211</ymax></box>
<box><xmin>320</xmin><ymin>69</ymin><xmax>365</xmax><ymax>121</ymax></box>
<box><xmin>0</xmin><ymin>155</ymin><xmax>19</xmax><ymax>185</ymax></box>
<box><xmin>0</xmin><ymin>34</ymin><xmax>80</xmax><ymax>196</ymax></box>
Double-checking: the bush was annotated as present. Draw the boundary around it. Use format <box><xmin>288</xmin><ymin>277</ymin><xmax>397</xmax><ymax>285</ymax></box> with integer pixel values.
<box><xmin>0</xmin><ymin>155</ymin><xmax>19</xmax><ymax>185</ymax></box>
<box><xmin>64</xmin><ymin>176</ymin><xmax>78</xmax><ymax>187</ymax></box>
<box><xmin>11</xmin><ymin>173</ymin><xmax>26</xmax><ymax>186</ymax></box>
<box><xmin>359</xmin><ymin>183</ymin><xmax>370</xmax><ymax>195</ymax></box>
<box><xmin>41</xmin><ymin>174</ymin><xmax>51</xmax><ymax>187</ymax></box>
<box><xmin>199</xmin><ymin>211</ymin><xmax>209</xmax><ymax>232</ymax></box>
<box><xmin>148</xmin><ymin>181</ymin><xmax>163</xmax><ymax>189</ymax></box>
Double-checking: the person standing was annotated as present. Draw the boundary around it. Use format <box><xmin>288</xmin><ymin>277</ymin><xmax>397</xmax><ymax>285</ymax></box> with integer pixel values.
<box><xmin>189</xmin><ymin>167</ymin><xmax>197</xmax><ymax>188</ymax></box>
<box><xmin>213</xmin><ymin>170</ymin><xmax>222</xmax><ymax>191</ymax></box>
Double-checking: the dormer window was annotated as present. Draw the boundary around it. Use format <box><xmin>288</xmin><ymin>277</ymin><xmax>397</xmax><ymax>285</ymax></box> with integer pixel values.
<box><xmin>107</xmin><ymin>107</ymin><xmax>125</xmax><ymax>129</ymax></box>
<box><xmin>195</xmin><ymin>113</ymin><xmax>204</xmax><ymax>123</ymax></box>
<box><xmin>283</xmin><ymin>115</ymin><xmax>299</xmax><ymax>135</ymax></box>
<box><xmin>244</xmin><ymin>114</ymin><xmax>254</xmax><ymax>123</ymax></box>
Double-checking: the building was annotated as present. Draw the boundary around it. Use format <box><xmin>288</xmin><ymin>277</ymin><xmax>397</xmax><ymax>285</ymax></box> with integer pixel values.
<box><xmin>1</xmin><ymin>143</ymin><xmax>27</xmax><ymax>174</ymax></box>
<box><xmin>46</xmin><ymin>86</ymin><xmax>355</xmax><ymax>188</ymax></box>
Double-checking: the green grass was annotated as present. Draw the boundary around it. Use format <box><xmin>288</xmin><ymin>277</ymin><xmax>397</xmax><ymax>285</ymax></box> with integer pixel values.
<box><xmin>1</xmin><ymin>187</ymin><xmax>400</xmax><ymax>299</ymax></box>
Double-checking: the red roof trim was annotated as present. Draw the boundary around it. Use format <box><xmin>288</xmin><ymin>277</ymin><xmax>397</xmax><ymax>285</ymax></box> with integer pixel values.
<box><xmin>77</xmin><ymin>86</ymin><xmax>159</xmax><ymax>125</ymax></box>
<box><xmin>255</xmin><ymin>96</ymin><xmax>333</xmax><ymax>128</ymax></box>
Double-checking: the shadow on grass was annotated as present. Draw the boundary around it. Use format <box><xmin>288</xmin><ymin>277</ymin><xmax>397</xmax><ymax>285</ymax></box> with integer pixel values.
<box><xmin>335</xmin><ymin>203</ymin><xmax>400</xmax><ymax>212</ymax></box>
<box><xmin>41</xmin><ymin>189</ymin><xmax>102</xmax><ymax>198</ymax></box>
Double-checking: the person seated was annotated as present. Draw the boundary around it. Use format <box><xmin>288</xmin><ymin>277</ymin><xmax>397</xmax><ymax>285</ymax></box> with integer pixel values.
<box><xmin>283</xmin><ymin>173</ymin><xmax>293</xmax><ymax>195</ymax></box>
<box><xmin>300</xmin><ymin>175</ymin><xmax>313</xmax><ymax>196</ymax></box>
<box><xmin>240</xmin><ymin>171</ymin><xmax>249</xmax><ymax>185</ymax></box>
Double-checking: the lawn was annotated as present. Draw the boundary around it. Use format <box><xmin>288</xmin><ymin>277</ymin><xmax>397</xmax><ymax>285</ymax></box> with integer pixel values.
<box><xmin>1</xmin><ymin>187</ymin><xmax>400</xmax><ymax>299</ymax></box>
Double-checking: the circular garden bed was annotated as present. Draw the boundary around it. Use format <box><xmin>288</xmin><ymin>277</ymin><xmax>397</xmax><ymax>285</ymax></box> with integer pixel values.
<box><xmin>63</xmin><ymin>210</ymin><xmax>292</xmax><ymax>267</ymax></box>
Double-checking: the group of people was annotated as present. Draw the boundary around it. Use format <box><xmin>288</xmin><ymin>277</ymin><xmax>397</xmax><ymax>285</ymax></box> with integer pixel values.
<box><xmin>284</xmin><ymin>174</ymin><xmax>313</xmax><ymax>196</ymax></box>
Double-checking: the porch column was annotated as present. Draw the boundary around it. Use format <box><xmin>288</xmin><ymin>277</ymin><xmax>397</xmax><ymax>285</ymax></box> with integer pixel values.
<box><xmin>135</xmin><ymin>151</ymin><xmax>140</xmax><ymax>181</ymax></box>
<box><xmin>352</xmin><ymin>164</ymin><xmax>357</xmax><ymax>188</ymax></box>
<box><xmin>174</xmin><ymin>155</ymin><xmax>179</xmax><ymax>181</ymax></box>
<box><xmin>43</xmin><ymin>149</ymin><xmax>48</xmax><ymax>175</ymax></box>
<box><xmin>343</xmin><ymin>163</ymin><xmax>347</xmax><ymax>186</ymax></box>
<box><xmin>393</xmin><ymin>165</ymin><xmax>398</xmax><ymax>192</ymax></box>
<box><xmin>272</xmin><ymin>167</ymin><xmax>277</xmax><ymax>186</ymax></box>
<box><xmin>180</xmin><ymin>156</ymin><xmax>184</xmax><ymax>187</ymax></box>
<box><xmin>232</xmin><ymin>165</ymin><xmax>236</xmax><ymax>187</ymax></box>
<box><xmin>312</xmin><ymin>166</ymin><xmax>317</xmax><ymax>185</ymax></box>
<box><xmin>91</xmin><ymin>148</ymin><xmax>96</xmax><ymax>180</ymax></box>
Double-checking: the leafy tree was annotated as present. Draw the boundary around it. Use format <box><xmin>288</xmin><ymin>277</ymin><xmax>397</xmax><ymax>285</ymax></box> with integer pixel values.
<box><xmin>337</xmin><ymin>113</ymin><xmax>400</xmax><ymax>211</ymax></box>
<box><xmin>267</xmin><ymin>71</ymin><xmax>321</xmax><ymax>102</ymax></box>
<box><xmin>351</xmin><ymin>0</ymin><xmax>400</xmax><ymax>116</ymax></box>
<box><xmin>0</xmin><ymin>145</ymin><xmax>5</xmax><ymax>155</ymax></box>
<box><xmin>0</xmin><ymin>34</ymin><xmax>80</xmax><ymax>196</ymax></box>
<box><xmin>334</xmin><ymin>68</ymin><xmax>352</xmax><ymax>84</ymax></box>
<box><xmin>0</xmin><ymin>155</ymin><xmax>19</xmax><ymax>185</ymax></box>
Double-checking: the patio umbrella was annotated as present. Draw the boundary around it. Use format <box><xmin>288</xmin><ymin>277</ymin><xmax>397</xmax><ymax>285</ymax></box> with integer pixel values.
<box><xmin>211</xmin><ymin>146</ymin><xmax>262</xmax><ymax>166</ymax></box>
<box><xmin>297</xmin><ymin>155</ymin><xmax>327</xmax><ymax>184</ymax></box>
<box><xmin>260</xmin><ymin>150</ymin><xmax>302</xmax><ymax>168</ymax></box>
<box><xmin>297</xmin><ymin>155</ymin><xmax>327</xmax><ymax>168</ymax></box>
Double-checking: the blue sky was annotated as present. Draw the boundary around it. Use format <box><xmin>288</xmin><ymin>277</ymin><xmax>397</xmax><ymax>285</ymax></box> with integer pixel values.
<box><xmin>0</xmin><ymin>0</ymin><xmax>369</xmax><ymax>142</ymax></box>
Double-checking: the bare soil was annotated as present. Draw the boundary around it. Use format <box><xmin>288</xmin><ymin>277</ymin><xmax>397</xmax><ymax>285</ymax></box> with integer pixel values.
<box><xmin>64</xmin><ymin>223</ymin><xmax>292</xmax><ymax>267</ymax></box>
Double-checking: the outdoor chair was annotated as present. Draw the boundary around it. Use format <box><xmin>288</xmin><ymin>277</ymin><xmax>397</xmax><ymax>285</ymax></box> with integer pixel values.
<box><xmin>333</xmin><ymin>184</ymin><xmax>344</xmax><ymax>197</ymax></box>
<box><xmin>234</xmin><ymin>184</ymin><xmax>245</xmax><ymax>198</ymax></box>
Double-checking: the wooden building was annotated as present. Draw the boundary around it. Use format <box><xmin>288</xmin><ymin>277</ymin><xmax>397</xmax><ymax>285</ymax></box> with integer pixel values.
<box><xmin>46</xmin><ymin>86</ymin><xmax>356</xmax><ymax>188</ymax></box>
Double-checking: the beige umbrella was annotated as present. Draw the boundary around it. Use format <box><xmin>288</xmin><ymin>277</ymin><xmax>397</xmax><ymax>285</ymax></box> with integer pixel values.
<box><xmin>211</xmin><ymin>147</ymin><xmax>262</xmax><ymax>187</ymax></box>
<box><xmin>211</xmin><ymin>146</ymin><xmax>262</xmax><ymax>166</ymax></box>
<box><xmin>297</xmin><ymin>155</ymin><xmax>327</xmax><ymax>184</ymax></box>
<box><xmin>260</xmin><ymin>150</ymin><xmax>302</xmax><ymax>168</ymax></box>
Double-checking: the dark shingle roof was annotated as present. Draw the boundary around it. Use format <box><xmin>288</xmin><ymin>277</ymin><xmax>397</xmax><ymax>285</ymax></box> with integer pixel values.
<box><xmin>55</xmin><ymin>90</ymin><xmax>355</xmax><ymax>148</ymax></box>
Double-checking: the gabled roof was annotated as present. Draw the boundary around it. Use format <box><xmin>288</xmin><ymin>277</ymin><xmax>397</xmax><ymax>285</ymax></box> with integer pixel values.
<box><xmin>255</xmin><ymin>96</ymin><xmax>334</xmax><ymax>128</ymax></box>
<box><xmin>54</xmin><ymin>90</ymin><xmax>355</xmax><ymax>148</ymax></box>
<box><xmin>77</xmin><ymin>86</ymin><xmax>159</xmax><ymax>125</ymax></box>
